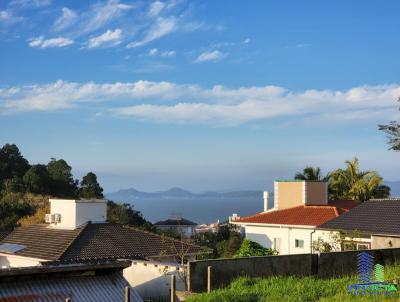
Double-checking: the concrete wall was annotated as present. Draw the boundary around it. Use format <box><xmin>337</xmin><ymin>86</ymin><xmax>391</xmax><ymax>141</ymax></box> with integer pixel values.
<box><xmin>273</xmin><ymin>181</ymin><xmax>328</xmax><ymax>210</ymax></box>
<box><xmin>188</xmin><ymin>253</ymin><xmax>316</xmax><ymax>292</ymax></box>
<box><xmin>274</xmin><ymin>181</ymin><xmax>303</xmax><ymax>210</ymax></box>
<box><xmin>0</xmin><ymin>253</ymin><xmax>42</xmax><ymax>268</ymax></box>
<box><xmin>50</xmin><ymin>199</ymin><xmax>107</xmax><ymax>229</ymax></box>
<box><xmin>0</xmin><ymin>255</ymin><xmax>10</xmax><ymax>268</ymax></box>
<box><xmin>371</xmin><ymin>235</ymin><xmax>400</xmax><ymax>249</ymax></box>
<box><xmin>188</xmin><ymin>248</ymin><xmax>400</xmax><ymax>292</ymax></box>
<box><xmin>244</xmin><ymin>225</ymin><xmax>314</xmax><ymax>255</ymax></box>
<box><xmin>50</xmin><ymin>199</ymin><xmax>77</xmax><ymax>229</ymax></box>
<box><xmin>76</xmin><ymin>201</ymin><xmax>107</xmax><ymax>226</ymax></box>
<box><xmin>317</xmin><ymin>248</ymin><xmax>400</xmax><ymax>278</ymax></box>
<box><xmin>123</xmin><ymin>260</ymin><xmax>185</xmax><ymax>299</ymax></box>
<box><xmin>305</xmin><ymin>182</ymin><xmax>327</xmax><ymax>205</ymax></box>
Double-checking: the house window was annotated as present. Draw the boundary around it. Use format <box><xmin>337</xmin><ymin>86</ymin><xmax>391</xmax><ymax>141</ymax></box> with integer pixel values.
<box><xmin>295</xmin><ymin>239</ymin><xmax>304</xmax><ymax>248</ymax></box>
<box><xmin>356</xmin><ymin>243</ymin><xmax>370</xmax><ymax>250</ymax></box>
<box><xmin>343</xmin><ymin>242</ymin><xmax>370</xmax><ymax>251</ymax></box>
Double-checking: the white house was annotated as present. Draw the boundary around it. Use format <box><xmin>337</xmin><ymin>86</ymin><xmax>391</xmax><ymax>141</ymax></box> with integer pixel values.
<box><xmin>154</xmin><ymin>217</ymin><xmax>198</xmax><ymax>238</ymax></box>
<box><xmin>231</xmin><ymin>180</ymin><xmax>358</xmax><ymax>255</ymax></box>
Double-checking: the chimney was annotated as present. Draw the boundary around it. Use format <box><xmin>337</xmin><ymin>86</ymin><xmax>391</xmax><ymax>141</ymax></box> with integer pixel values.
<box><xmin>263</xmin><ymin>191</ymin><xmax>270</xmax><ymax>211</ymax></box>
<box><xmin>47</xmin><ymin>199</ymin><xmax>107</xmax><ymax>229</ymax></box>
<box><xmin>273</xmin><ymin>180</ymin><xmax>328</xmax><ymax>210</ymax></box>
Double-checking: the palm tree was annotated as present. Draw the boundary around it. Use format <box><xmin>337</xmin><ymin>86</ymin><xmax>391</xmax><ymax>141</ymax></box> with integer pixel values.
<box><xmin>328</xmin><ymin>158</ymin><xmax>390</xmax><ymax>202</ymax></box>
<box><xmin>294</xmin><ymin>166</ymin><xmax>323</xmax><ymax>181</ymax></box>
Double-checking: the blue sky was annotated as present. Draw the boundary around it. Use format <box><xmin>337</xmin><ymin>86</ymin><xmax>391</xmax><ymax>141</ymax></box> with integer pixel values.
<box><xmin>1</xmin><ymin>0</ymin><xmax>400</xmax><ymax>192</ymax></box>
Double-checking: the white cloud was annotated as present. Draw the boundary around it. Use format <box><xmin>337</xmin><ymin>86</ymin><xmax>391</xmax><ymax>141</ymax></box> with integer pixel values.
<box><xmin>0</xmin><ymin>10</ymin><xmax>23</xmax><ymax>24</ymax></box>
<box><xmin>82</xmin><ymin>0</ymin><xmax>133</xmax><ymax>34</ymax></box>
<box><xmin>148</xmin><ymin>48</ymin><xmax>159</xmax><ymax>56</ymax></box>
<box><xmin>53</xmin><ymin>8</ymin><xmax>78</xmax><ymax>32</ymax></box>
<box><xmin>161</xmin><ymin>50</ymin><xmax>175</xmax><ymax>57</ymax></box>
<box><xmin>1</xmin><ymin>81</ymin><xmax>400</xmax><ymax>127</ymax></box>
<box><xmin>127</xmin><ymin>16</ymin><xmax>177</xmax><ymax>48</ymax></box>
<box><xmin>147</xmin><ymin>48</ymin><xmax>175</xmax><ymax>57</ymax></box>
<box><xmin>28</xmin><ymin>36</ymin><xmax>74</xmax><ymax>48</ymax></box>
<box><xmin>195</xmin><ymin>50</ymin><xmax>226</xmax><ymax>63</ymax></box>
<box><xmin>111</xmin><ymin>84</ymin><xmax>400</xmax><ymax>125</ymax></box>
<box><xmin>243</xmin><ymin>38</ymin><xmax>251</xmax><ymax>44</ymax></box>
<box><xmin>10</xmin><ymin>0</ymin><xmax>51</xmax><ymax>8</ymax></box>
<box><xmin>148</xmin><ymin>1</ymin><xmax>166</xmax><ymax>17</ymax></box>
<box><xmin>87</xmin><ymin>28</ymin><xmax>122</xmax><ymax>48</ymax></box>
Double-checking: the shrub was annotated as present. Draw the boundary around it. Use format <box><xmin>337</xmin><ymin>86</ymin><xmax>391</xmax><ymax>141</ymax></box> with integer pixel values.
<box><xmin>234</xmin><ymin>239</ymin><xmax>277</xmax><ymax>257</ymax></box>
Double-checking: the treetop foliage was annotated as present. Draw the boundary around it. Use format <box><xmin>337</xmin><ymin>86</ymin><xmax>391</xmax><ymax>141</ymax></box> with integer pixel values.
<box><xmin>295</xmin><ymin>158</ymin><xmax>390</xmax><ymax>202</ymax></box>
<box><xmin>379</xmin><ymin>97</ymin><xmax>400</xmax><ymax>151</ymax></box>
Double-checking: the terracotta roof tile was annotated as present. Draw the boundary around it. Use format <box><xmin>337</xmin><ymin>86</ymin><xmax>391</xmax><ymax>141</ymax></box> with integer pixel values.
<box><xmin>235</xmin><ymin>200</ymin><xmax>359</xmax><ymax>226</ymax></box>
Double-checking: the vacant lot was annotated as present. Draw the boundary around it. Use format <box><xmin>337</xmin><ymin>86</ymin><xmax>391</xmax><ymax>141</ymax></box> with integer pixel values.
<box><xmin>187</xmin><ymin>264</ymin><xmax>400</xmax><ymax>302</ymax></box>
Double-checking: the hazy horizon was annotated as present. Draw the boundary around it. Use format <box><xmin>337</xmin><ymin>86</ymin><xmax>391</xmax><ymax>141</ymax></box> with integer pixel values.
<box><xmin>2</xmin><ymin>1</ymin><xmax>400</xmax><ymax>192</ymax></box>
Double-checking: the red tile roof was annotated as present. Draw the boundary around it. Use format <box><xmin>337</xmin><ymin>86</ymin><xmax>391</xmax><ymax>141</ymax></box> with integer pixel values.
<box><xmin>234</xmin><ymin>200</ymin><xmax>359</xmax><ymax>226</ymax></box>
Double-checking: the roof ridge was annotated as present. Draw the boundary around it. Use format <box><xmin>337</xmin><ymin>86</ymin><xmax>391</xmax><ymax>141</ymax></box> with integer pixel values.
<box><xmin>121</xmin><ymin>224</ymin><xmax>204</xmax><ymax>250</ymax></box>
<box><xmin>333</xmin><ymin>207</ymin><xmax>339</xmax><ymax>217</ymax></box>
<box><xmin>236</xmin><ymin>204</ymin><xmax>334</xmax><ymax>222</ymax></box>
<box><xmin>58</xmin><ymin>223</ymin><xmax>90</xmax><ymax>261</ymax></box>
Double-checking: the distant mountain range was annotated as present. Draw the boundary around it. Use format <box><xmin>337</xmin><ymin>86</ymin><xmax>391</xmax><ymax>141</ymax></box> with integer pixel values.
<box><xmin>105</xmin><ymin>187</ymin><xmax>265</xmax><ymax>224</ymax></box>
<box><xmin>106</xmin><ymin>187</ymin><xmax>263</xmax><ymax>202</ymax></box>
<box><xmin>105</xmin><ymin>182</ymin><xmax>400</xmax><ymax>224</ymax></box>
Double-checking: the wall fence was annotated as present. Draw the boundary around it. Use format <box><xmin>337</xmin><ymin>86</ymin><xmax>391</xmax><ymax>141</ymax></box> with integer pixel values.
<box><xmin>188</xmin><ymin>247</ymin><xmax>400</xmax><ymax>292</ymax></box>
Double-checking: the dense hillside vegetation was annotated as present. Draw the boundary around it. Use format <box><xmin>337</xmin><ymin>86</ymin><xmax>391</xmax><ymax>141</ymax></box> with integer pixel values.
<box><xmin>0</xmin><ymin>143</ymin><xmax>152</xmax><ymax>232</ymax></box>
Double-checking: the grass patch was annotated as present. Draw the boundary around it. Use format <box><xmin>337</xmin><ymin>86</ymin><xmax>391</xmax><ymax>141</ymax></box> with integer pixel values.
<box><xmin>187</xmin><ymin>264</ymin><xmax>400</xmax><ymax>302</ymax></box>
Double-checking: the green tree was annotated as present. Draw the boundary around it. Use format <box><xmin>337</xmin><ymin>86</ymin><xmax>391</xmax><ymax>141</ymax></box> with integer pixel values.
<box><xmin>294</xmin><ymin>166</ymin><xmax>324</xmax><ymax>181</ymax></box>
<box><xmin>0</xmin><ymin>193</ymin><xmax>36</xmax><ymax>231</ymax></box>
<box><xmin>107</xmin><ymin>201</ymin><xmax>154</xmax><ymax>231</ymax></box>
<box><xmin>0</xmin><ymin>144</ymin><xmax>30</xmax><ymax>182</ymax></box>
<box><xmin>234</xmin><ymin>239</ymin><xmax>277</xmax><ymax>257</ymax></box>
<box><xmin>223</xmin><ymin>232</ymin><xmax>244</xmax><ymax>258</ymax></box>
<box><xmin>47</xmin><ymin>158</ymin><xmax>78</xmax><ymax>198</ymax></box>
<box><xmin>328</xmin><ymin>158</ymin><xmax>390</xmax><ymax>202</ymax></box>
<box><xmin>23</xmin><ymin>164</ymin><xmax>51</xmax><ymax>195</ymax></box>
<box><xmin>379</xmin><ymin>97</ymin><xmax>400</xmax><ymax>151</ymax></box>
<box><xmin>79</xmin><ymin>172</ymin><xmax>104</xmax><ymax>198</ymax></box>
<box><xmin>2</xmin><ymin>177</ymin><xmax>25</xmax><ymax>194</ymax></box>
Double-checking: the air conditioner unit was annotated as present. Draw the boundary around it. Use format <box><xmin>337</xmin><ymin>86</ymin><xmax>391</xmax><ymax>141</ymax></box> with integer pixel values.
<box><xmin>45</xmin><ymin>214</ymin><xmax>52</xmax><ymax>223</ymax></box>
<box><xmin>54</xmin><ymin>213</ymin><xmax>61</xmax><ymax>223</ymax></box>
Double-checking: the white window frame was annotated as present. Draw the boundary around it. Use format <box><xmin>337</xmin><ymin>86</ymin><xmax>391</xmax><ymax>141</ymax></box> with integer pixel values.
<box><xmin>295</xmin><ymin>239</ymin><xmax>304</xmax><ymax>248</ymax></box>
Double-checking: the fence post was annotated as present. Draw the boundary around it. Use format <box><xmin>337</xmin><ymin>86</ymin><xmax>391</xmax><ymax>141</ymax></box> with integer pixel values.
<box><xmin>207</xmin><ymin>266</ymin><xmax>212</xmax><ymax>293</ymax></box>
<box><xmin>124</xmin><ymin>286</ymin><xmax>130</xmax><ymax>302</ymax></box>
<box><xmin>170</xmin><ymin>274</ymin><xmax>176</xmax><ymax>302</ymax></box>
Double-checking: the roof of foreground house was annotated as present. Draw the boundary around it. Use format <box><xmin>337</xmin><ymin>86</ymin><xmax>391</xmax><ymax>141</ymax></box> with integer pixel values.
<box><xmin>0</xmin><ymin>222</ymin><xmax>206</xmax><ymax>262</ymax></box>
<box><xmin>0</xmin><ymin>261</ymin><xmax>143</xmax><ymax>302</ymax></box>
<box><xmin>0</xmin><ymin>230</ymin><xmax>11</xmax><ymax>242</ymax></box>
<box><xmin>318</xmin><ymin>198</ymin><xmax>400</xmax><ymax>235</ymax></box>
<box><xmin>233</xmin><ymin>200</ymin><xmax>359</xmax><ymax>227</ymax></box>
